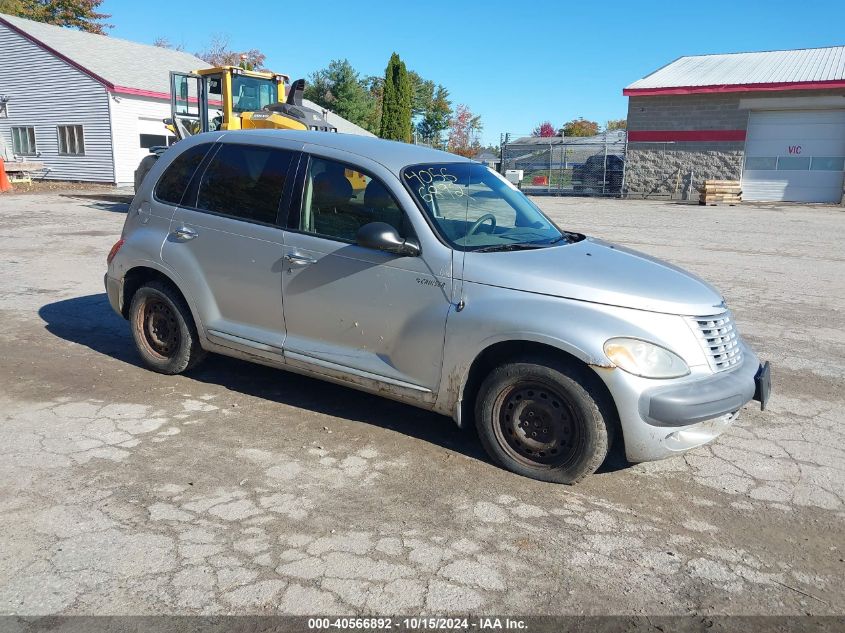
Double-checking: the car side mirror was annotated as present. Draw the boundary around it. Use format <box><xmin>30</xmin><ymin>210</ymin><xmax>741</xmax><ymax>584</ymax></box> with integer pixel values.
<box><xmin>356</xmin><ymin>222</ymin><xmax>420</xmax><ymax>257</ymax></box>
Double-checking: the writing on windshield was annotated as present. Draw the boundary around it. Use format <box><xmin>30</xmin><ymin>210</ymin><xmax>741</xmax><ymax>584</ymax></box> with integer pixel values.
<box><xmin>403</xmin><ymin>162</ymin><xmax>565</xmax><ymax>250</ymax></box>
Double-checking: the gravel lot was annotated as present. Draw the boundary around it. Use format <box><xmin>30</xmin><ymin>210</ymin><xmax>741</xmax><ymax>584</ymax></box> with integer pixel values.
<box><xmin>0</xmin><ymin>190</ymin><xmax>842</xmax><ymax>616</ymax></box>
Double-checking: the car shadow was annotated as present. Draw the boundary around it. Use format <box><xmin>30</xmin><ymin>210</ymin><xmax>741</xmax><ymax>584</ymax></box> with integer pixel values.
<box><xmin>60</xmin><ymin>193</ymin><xmax>132</xmax><ymax>212</ymax></box>
<box><xmin>38</xmin><ymin>294</ymin><xmax>629</xmax><ymax>477</ymax></box>
<box><xmin>38</xmin><ymin>294</ymin><xmax>489</xmax><ymax>465</ymax></box>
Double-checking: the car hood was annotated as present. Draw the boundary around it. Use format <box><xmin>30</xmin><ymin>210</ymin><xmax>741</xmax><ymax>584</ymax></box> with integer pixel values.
<box><xmin>461</xmin><ymin>237</ymin><xmax>725</xmax><ymax>316</ymax></box>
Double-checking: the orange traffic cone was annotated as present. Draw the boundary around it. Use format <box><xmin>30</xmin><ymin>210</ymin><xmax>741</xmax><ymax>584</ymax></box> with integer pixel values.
<box><xmin>0</xmin><ymin>158</ymin><xmax>12</xmax><ymax>193</ymax></box>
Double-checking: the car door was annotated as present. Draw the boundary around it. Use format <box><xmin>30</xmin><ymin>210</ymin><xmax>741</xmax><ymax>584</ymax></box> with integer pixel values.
<box><xmin>161</xmin><ymin>140</ymin><xmax>299</xmax><ymax>360</ymax></box>
<box><xmin>280</xmin><ymin>150</ymin><xmax>452</xmax><ymax>400</ymax></box>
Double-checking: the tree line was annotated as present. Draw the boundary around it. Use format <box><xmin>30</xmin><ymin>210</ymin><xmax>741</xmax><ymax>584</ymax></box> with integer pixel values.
<box><xmin>1</xmin><ymin>1</ymin><xmax>485</xmax><ymax>155</ymax></box>
<box><xmin>302</xmin><ymin>54</ymin><xmax>483</xmax><ymax>157</ymax></box>
<box><xmin>531</xmin><ymin>118</ymin><xmax>626</xmax><ymax>138</ymax></box>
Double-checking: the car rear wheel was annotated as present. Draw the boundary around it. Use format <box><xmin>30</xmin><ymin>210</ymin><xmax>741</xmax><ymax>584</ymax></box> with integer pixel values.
<box><xmin>129</xmin><ymin>281</ymin><xmax>206</xmax><ymax>374</ymax></box>
<box><xmin>475</xmin><ymin>357</ymin><xmax>612</xmax><ymax>484</ymax></box>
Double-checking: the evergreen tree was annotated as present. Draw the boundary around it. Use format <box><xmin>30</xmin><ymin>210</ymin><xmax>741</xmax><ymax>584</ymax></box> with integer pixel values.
<box><xmin>416</xmin><ymin>85</ymin><xmax>451</xmax><ymax>148</ymax></box>
<box><xmin>380</xmin><ymin>53</ymin><xmax>412</xmax><ymax>142</ymax></box>
<box><xmin>303</xmin><ymin>59</ymin><xmax>376</xmax><ymax>132</ymax></box>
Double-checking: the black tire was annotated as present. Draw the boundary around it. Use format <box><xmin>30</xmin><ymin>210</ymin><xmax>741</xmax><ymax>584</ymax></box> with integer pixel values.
<box><xmin>129</xmin><ymin>281</ymin><xmax>206</xmax><ymax>374</ymax></box>
<box><xmin>475</xmin><ymin>356</ymin><xmax>612</xmax><ymax>484</ymax></box>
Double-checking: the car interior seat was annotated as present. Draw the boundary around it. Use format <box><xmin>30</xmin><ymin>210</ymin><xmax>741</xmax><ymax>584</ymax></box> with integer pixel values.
<box><xmin>312</xmin><ymin>170</ymin><xmax>356</xmax><ymax>239</ymax></box>
<box><xmin>363</xmin><ymin>179</ymin><xmax>405</xmax><ymax>234</ymax></box>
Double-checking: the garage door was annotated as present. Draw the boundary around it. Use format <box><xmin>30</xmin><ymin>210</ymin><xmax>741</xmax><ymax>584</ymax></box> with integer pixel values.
<box><xmin>742</xmin><ymin>110</ymin><xmax>845</xmax><ymax>203</ymax></box>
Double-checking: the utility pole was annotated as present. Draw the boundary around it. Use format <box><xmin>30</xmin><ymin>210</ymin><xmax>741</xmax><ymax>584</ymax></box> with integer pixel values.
<box><xmin>500</xmin><ymin>132</ymin><xmax>510</xmax><ymax>174</ymax></box>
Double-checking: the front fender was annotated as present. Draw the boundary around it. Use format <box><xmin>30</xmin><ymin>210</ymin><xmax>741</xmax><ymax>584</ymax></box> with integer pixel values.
<box><xmin>433</xmin><ymin>281</ymin><xmax>706</xmax><ymax>421</ymax></box>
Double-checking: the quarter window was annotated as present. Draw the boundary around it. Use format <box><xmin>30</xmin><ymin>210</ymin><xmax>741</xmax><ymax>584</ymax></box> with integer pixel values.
<box><xmin>11</xmin><ymin>126</ymin><xmax>36</xmax><ymax>156</ymax></box>
<box><xmin>58</xmin><ymin>125</ymin><xmax>84</xmax><ymax>155</ymax></box>
<box><xmin>195</xmin><ymin>144</ymin><xmax>293</xmax><ymax>224</ymax></box>
<box><xmin>154</xmin><ymin>143</ymin><xmax>214</xmax><ymax>205</ymax></box>
<box><xmin>298</xmin><ymin>156</ymin><xmax>410</xmax><ymax>243</ymax></box>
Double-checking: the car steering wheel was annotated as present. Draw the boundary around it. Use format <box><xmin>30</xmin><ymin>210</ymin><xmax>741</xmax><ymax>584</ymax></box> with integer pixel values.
<box><xmin>467</xmin><ymin>213</ymin><xmax>497</xmax><ymax>236</ymax></box>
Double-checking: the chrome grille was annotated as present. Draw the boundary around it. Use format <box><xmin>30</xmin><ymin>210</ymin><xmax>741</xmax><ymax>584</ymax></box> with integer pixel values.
<box><xmin>691</xmin><ymin>312</ymin><xmax>743</xmax><ymax>372</ymax></box>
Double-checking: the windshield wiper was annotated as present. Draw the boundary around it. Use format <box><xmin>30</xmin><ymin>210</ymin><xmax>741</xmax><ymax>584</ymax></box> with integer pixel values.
<box><xmin>473</xmin><ymin>243</ymin><xmax>548</xmax><ymax>253</ymax></box>
<box><xmin>547</xmin><ymin>231</ymin><xmax>580</xmax><ymax>245</ymax></box>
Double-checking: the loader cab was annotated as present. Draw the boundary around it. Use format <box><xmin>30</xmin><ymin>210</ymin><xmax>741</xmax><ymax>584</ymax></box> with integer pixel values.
<box><xmin>169</xmin><ymin>66</ymin><xmax>288</xmax><ymax>138</ymax></box>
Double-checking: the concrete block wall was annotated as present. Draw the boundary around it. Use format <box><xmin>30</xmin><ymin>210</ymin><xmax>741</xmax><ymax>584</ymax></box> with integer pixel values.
<box><xmin>625</xmin><ymin>145</ymin><xmax>744</xmax><ymax>197</ymax></box>
<box><xmin>627</xmin><ymin>94</ymin><xmax>748</xmax><ymax>133</ymax></box>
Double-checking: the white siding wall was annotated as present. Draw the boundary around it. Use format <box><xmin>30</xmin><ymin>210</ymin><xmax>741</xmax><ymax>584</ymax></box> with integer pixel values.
<box><xmin>108</xmin><ymin>94</ymin><xmax>172</xmax><ymax>185</ymax></box>
<box><xmin>0</xmin><ymin>22</ymin><xmax>114</xmax><ymax>182</ymax></box>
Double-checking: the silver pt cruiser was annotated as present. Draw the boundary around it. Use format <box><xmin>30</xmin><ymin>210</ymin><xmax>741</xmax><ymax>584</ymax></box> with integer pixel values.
<box><xmin>106</xmin><ymin>131</ymin><xmax>771</xmax><ymax>484</ymax></box>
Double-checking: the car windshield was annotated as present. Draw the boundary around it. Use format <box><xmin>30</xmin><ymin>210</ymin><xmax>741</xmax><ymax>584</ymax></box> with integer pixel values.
<box><xmin>402</xmin><ymin>162</ymin><xmax>566</xmax><ymax>250</ymax></box>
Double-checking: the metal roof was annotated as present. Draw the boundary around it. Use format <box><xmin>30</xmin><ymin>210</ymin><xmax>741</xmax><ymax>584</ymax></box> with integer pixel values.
<box><xmin>510</xmin><ymin>130</ymin><xmax>626</xmax><ymax>145</ymax></box>
<box><xmin>0</xmin><ymin>12</ymin><xmax>207</xmax><ymax>95</ymax></box>
<box><xmin>625</xmin><ymin>46</ymin><xmax>845</xmax><ymax>95</ymax></box>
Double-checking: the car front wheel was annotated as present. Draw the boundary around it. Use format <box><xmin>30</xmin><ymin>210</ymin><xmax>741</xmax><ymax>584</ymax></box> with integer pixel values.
<box><xmin>475</xmin><ymin>356</ymin><xmax>613</xmax><ymax>484</ymax></box>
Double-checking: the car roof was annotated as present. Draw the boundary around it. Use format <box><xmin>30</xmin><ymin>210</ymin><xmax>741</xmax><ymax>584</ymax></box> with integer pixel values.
<box><xmin>216</xmin><ymin>129</ymin><xmax>471</xmax><ymax>175</ymax></box>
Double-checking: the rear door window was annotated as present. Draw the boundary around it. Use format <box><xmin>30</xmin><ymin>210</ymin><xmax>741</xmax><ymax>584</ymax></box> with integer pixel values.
<box><xmin>154</xmin><ymin>143</ymin><xmax>213</xmax><ymax>205</ymax></box>
<box><xmin>194</xmin><ymin>144</ymin><xmax>295</xmax><ymax>224</ymax></box>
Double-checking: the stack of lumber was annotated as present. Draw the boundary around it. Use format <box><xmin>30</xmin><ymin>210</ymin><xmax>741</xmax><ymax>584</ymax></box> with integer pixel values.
<box><xmin>699</xmin><ymin>180</ymin><xmax>741</xmax><ymax>205</ymax></box>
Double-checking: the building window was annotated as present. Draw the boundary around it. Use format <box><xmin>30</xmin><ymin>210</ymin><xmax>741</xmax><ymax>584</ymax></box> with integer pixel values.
<box><xmin>139</xmin><ymin>134</ymin><xmax>177</xmax><ymax>149</ymax></box>
<box><xmin>58</xmin><ymin>125</ymin><xmax>85</xmax><ymax>155</ymax></box>
<box><xmin>776</xmin><ymin>156</ymin><xmax>810</xmax><ymax>171</ymax></box>
<box><xmin>810</xmin><ymin>157</ymin><xmax>845</xmax><ymax>171</ymax></box>
<box><xmin>11</xmin><ymin>126</ymin><xmax>36</xmax><ymax>156</ymax></box>
<box><xmin>744</xmin><ymin>156</ymin><xmax>776</xmax><ymax>171</ymax></box>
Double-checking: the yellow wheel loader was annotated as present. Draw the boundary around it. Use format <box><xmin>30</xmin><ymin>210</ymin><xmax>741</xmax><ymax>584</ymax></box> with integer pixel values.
<box><xmin>134</xmin><ymin>66</ymin><xmax>337</xmax><ymax>191</ymax></box>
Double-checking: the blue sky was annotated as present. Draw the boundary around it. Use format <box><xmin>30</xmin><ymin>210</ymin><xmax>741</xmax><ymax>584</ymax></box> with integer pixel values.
<box><xmin>103</xmin><ymin>0</ymin><xmax>844</xmax><ymax>145</ymax></box>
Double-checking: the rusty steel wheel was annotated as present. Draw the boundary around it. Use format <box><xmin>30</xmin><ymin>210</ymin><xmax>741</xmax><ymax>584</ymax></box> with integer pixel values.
<box><xmin>138</xmin><ymin>297</ymin><xmax>180</xmax><ymax>359</ymax></box>
<box><xmin>493</xmin><ymin>380</ymin><xmax>583</xmax><ymax>469</ymax></box>
<box><xmin>128</xmin><ymin>281</ymin><xmax>206</xmax><ymax>375</ymax></box>
<box><xmin>475</xmin><ymin>357</ymin><xmax>611</xmax><ymax>484</ymax></box>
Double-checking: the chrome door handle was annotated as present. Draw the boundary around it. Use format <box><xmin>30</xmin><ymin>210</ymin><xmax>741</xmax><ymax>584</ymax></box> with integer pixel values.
<box><xmin>284</xmin><ymin>253</ymin><xmax>317</xmax><ymax>266</ymax></box>
<box><xmin>172</xmin><ymin>226</ymin><xmax>198</xmax><ymax>241</ymax></box>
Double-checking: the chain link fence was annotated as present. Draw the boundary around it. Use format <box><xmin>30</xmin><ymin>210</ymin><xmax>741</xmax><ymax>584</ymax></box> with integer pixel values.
<box><xmin>500</xmin><ymin>130</ymin><xmax>627</xmax><ymax>196</ymax></box>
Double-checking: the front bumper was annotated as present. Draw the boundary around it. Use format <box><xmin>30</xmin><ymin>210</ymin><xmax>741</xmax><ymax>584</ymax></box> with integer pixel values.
<box><xmin>594</xmin><ymin>344</ymin><xmax>771</xmax><ymax>462</ymax></box>
<box><xmin>639</xmin><ymin>351</ymin><xmax>761</xmax><ymax>427</ymax></box>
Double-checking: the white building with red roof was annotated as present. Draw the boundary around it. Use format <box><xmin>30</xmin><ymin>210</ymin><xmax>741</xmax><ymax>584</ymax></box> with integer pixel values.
<box><xmin>0</xmin><ymin>13</ymin><xmax>371</xmax><ymax>185</ymax></box>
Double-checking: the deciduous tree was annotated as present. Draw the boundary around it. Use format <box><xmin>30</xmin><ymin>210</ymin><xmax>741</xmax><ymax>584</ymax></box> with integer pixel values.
<box><xmin>605</xmin><ymin>118</ymin><xmax>627</xmax><ymax>131</ymax></box>
<box><xmin>197</xmin><ymin>34</ymin><xmax>266</xmax><ymax>71</ymax></box>
<box><xmin>561</xmin><ymin>117</ymin><xmax>599</xmax><ymax>137</ymax></box>
<box><xmin>380</xmin><ymin>52</ymin><xmax>412</xmax><ymax>142</ymax></box>
<box><xmin>1</xmin><ymin>0</ymin><xmax>110</xmax><ymax>34</ymax></box>
<box><xmin>152</xmin><ymin>36</ymin><xmax>184</xmax><ymax>51</ymax></box>
<box><xmin>447</xmin><ymin>104</ymin><xmax>482</xmax><ymax>158</ymax></box>
<box><xmin>532</xmin><ymin>121</ymin><xmax>557</xmax><ymax>137</ymax></box>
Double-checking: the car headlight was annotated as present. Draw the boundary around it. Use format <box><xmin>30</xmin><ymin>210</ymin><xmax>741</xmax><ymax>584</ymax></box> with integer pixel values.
<box><xmin>603</xmin><ymin>337</ymin><xmax>690</xmax><ymax>379</ymax></box>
